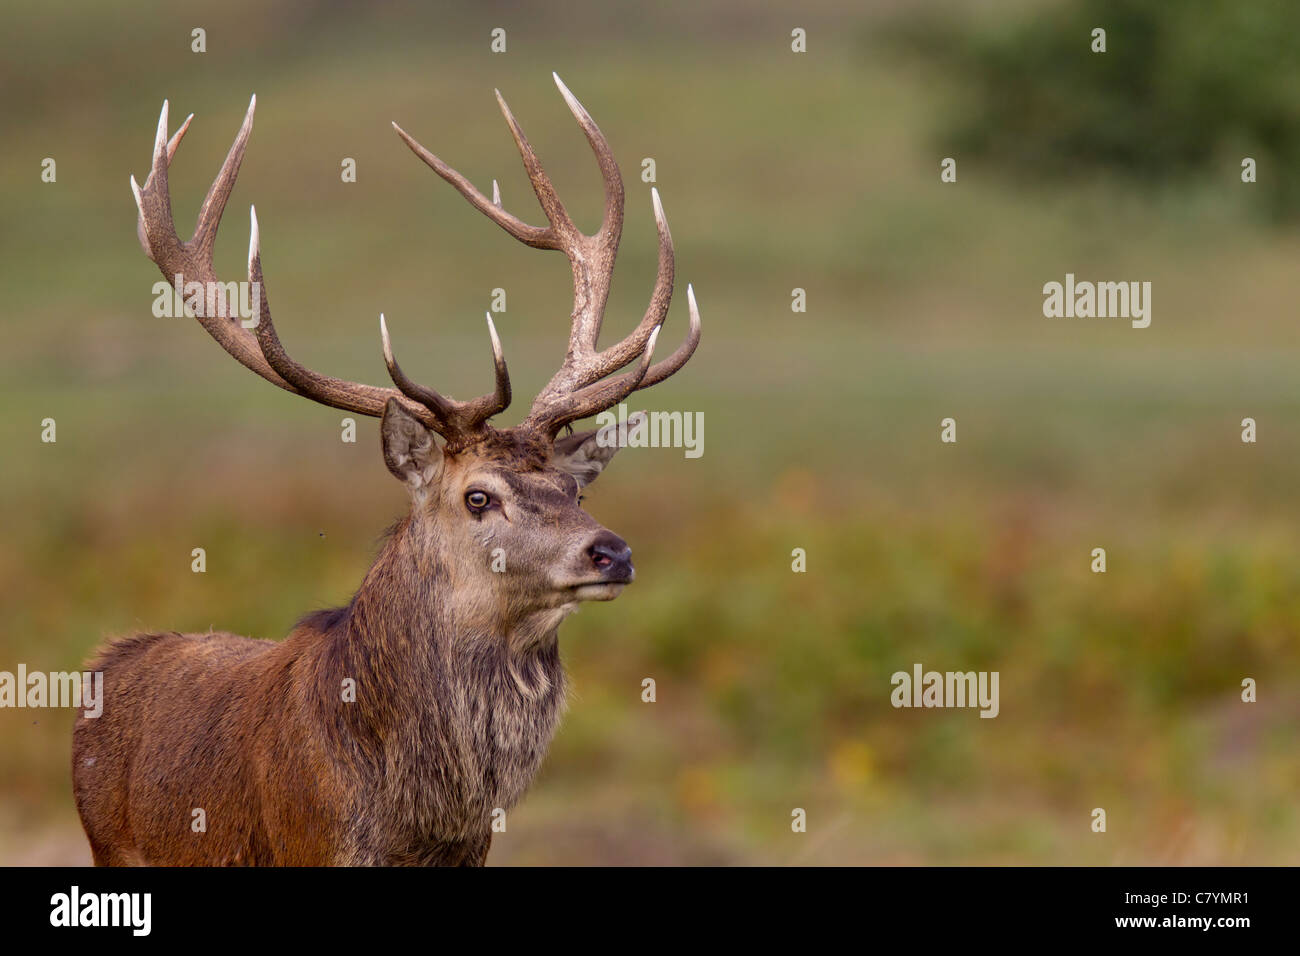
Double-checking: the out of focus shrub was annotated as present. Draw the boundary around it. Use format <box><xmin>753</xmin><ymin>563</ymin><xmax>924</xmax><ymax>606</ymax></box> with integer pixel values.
<box><xmin>887</xmin><ymin>0</ymin><xmax>1300</xmax><ymax>219</ymax></box>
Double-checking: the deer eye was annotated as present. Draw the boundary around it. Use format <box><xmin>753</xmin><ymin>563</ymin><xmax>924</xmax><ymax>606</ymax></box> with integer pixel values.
<box><xmin>465</xmin><ymin>490</ymin><xmax>491</xmax><ymax>513</ymax></box>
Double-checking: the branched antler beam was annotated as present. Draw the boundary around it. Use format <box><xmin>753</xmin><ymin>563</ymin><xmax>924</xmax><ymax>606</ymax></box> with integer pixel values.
<box><xmin>131</xmin><ymin>97</ymin><xmax>508</xmax><ymax>443</ymax></box>
<box><xmin>393</xmin><ymin>73</ymin><xmax>700</xmax><ymax>439</ymax></box>
<box><xmin>132</xmin><ymin>78</ymin><xmax>698</xmax><ymax>447</ymax></box>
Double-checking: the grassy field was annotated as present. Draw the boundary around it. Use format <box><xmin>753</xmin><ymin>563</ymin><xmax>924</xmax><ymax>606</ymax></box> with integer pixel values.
<box><xmin>1</xmin><ymin>0</ymin><xmax>1297</xmax><ymax>864</ymax></box>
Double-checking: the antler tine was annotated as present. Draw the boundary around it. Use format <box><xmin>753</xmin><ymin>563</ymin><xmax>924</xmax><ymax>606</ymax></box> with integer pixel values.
<box><xmin>493</xmin><ymin>86</ymin><xmax>580</xmax><ymax>241</ymax></box>
<box><xmin>531</xmin><ymin>326</ymin><xmax>662</xmax><ymax>432</ymax></box>
<box><xmin>392</xmin><ymin>121</ymin><xmax>559</xmax><ymax>250</ymax></box>
<box><xmin>135</xmin><ymin>109</ymin><xmax>193</xmax><ymax>255</ymax></box>
<box><xmin>166</xmin><ymin>113</ymin><xmax>194</xmax><ymax>163</ymax></box>
<box><xmin>552</xmin><ymin>72</ymin><xmax>624</xmax><ymax>257</ymax></box>
<box><xmin>570</xmin><ymin>186</ymin><xmax>674</xmax><ymax>390</ymax></box>
<box><xmin>379</xmin><ymin>314</ymin><xmax>457</xmax><ymax>424</ymax></box>
<box><xmin>191</xmin><ymin>95</ymin><xmax>256</xmax><ymax>260</ymax></box>
<box><xmin>377</xmin><ymin>313</ymin><xmax>512</xmax><ymax>436</ymax></box>
<box><xmin>477</xmin><ymin>311</ymin><xmax>513</xmax><ymax>419</ymax></box>
<box><xmin>524</xmin><ymin>285</ymin><xmax>700</xmax><ymax>437</ymax></box>
<box><xmin>543</xmin><ymin>73</ymin><xmax>628</xmax><ymax>365</ymax></box>
<box><xmin>448</xmin><ymin>313</ymin><xmax>514</xmax><ymax>429</ymax></box>
<box><xmin>639</xmin><ymin>282</ymin><xmax>702</xmax><ymax>389</ymax></box>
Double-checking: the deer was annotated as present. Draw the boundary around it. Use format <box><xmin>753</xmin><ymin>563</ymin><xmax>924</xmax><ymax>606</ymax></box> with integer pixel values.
<box><xmin>72</xmin><ymin>74</ymin><xmax>700</xmax><ymax>866</ymax></box>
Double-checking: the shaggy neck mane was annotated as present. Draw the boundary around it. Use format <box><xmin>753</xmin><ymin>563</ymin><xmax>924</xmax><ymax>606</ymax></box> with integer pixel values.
<box><xmin>297</xmin><ymin>513</ymin><xmax>568</xmax><ymax>855</ymax></box>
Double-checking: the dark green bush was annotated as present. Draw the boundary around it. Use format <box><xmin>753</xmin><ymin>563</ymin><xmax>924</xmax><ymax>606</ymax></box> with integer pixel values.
<box><xmin>889</xmin><ymin>0</ymin><xmax>1300</xmax><ymax>218</ymax></box>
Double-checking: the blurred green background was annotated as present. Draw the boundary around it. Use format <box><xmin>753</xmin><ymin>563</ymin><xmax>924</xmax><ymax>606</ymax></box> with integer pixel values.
<box><xmin>1</xmin><ymin>0</ymin><xmax>1297</xmax><ymax>865</ymax></box>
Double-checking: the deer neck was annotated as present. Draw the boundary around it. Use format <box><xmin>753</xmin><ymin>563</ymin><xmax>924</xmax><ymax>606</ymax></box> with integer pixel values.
<box><xmin>322</xmin><ymin>516</ymin><xmax>567</xmax><ymax>841</ymax></box>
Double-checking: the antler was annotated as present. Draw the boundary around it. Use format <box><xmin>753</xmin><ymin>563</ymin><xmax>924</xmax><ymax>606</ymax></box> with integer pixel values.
<box><xmin>392</xmin><ymin>73</ymin><xmax>700</xmax><ymax>439</ymax></box>
<box><xmin>131</xmin><ymin>97</ymin><xmax>509</xmax><ymax>446</ymax></box>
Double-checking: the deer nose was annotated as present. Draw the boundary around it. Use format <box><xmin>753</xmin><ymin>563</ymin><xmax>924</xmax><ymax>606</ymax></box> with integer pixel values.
<box><xmin>587</xmin><ymin>533</ymin><xmax>634</xmax><ymax>582</ymax></box>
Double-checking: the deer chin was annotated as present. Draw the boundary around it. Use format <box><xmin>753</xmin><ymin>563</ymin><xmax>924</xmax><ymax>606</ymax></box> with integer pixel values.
<box><xmin>564</xmin><ymin>581</ymin><xmax>629</xmax><ymax>602</ymax></box>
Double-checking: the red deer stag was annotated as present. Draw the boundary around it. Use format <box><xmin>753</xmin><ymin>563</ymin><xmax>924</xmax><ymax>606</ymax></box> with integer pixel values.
<box><xmin>72</xmin><ymin>75</ymin><xmax>699</xmax><ymax>866</ymax></box>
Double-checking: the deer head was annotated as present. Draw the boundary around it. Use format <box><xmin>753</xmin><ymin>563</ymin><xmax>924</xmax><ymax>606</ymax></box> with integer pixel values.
<box><xmin>130</xmin><ymin>75</ymin><xmax>700</xmax><ymax>626</ymax></box>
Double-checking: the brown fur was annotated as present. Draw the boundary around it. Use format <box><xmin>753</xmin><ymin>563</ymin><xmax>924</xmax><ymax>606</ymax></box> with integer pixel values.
<box><xmin>73</xmin><ymin>414</ymin><xmax>634</xmax><ymax>866</ymax></box>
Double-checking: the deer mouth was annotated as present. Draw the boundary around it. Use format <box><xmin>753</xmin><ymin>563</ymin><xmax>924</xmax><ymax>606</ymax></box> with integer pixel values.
<box><xmin>566</xmin><ymin>580</ymin><xmax>630</xmax><ymax>601</ymax></box>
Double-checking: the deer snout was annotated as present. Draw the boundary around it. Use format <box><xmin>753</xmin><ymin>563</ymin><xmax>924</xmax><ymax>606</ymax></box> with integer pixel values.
<box><xmin>587</xmin><ymin>532</ymin><xmax>634</xmax><ymax>583</ymax></box>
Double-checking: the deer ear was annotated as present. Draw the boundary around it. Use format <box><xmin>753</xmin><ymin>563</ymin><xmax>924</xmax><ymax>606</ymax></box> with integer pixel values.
<box><xmin>380</xmin><ymin>399</ymin><xmax>442</xmax><ymax>491</ymax></box>
<box><xmin>552</xmin><ymin>411</ymin><xmax>646</xmax><ymax>488</ymax></box>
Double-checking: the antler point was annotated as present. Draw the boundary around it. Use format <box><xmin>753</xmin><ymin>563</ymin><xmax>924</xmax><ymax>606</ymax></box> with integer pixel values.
<box><xmin>153</xmin><ymin>102</ymin><xmax>170</xmax><ymax>156</ymax></box>
<box><xmin>247</xmin><ymin>205</ymin><xmax>261</xmax><ymax>267</ymax></box>
<box><xmin>485</xmin><ymin>311</ymin><xmax>504</xmax><ymax>354</ymax></box>
<box><xmin>553</xmin><ymin>74</ymin><xmax>584</xmax><ymax>117</ymax></box>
